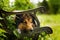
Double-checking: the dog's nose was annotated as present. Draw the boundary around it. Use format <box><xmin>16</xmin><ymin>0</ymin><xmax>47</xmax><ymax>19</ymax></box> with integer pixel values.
<box><xmin>30</xmin><ymin>30</ymin><xmax>33</xmax><ymax>32</ymax></box>
<box><xmin>30</xmin><ymin>28</ymin><xmax>33</xmax><ymax>32</ymax></box>
<box><xmin>30</xmin><ymin>27</ymin><xmax>34</xmax><ymax>31</ymax></box>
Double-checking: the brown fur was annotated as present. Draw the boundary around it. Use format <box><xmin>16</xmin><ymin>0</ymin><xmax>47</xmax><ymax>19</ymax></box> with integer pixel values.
<box><xmin>18</xmin><ymin>14</ymin><xmax>35</xmax><ymax>31</ymax></box>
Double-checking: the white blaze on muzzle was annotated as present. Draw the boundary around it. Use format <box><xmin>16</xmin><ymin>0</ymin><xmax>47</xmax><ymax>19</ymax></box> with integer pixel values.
<box><xmin>17</xmin><ymin>29</ymin><xmax>21</xmax><ymax>34</ymax></box>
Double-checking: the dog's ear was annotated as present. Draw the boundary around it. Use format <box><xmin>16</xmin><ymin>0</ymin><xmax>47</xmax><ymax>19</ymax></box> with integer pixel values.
<box><xmin>15</xmin><ymin>14</ymin><xmax>25</xmax><ymax>26</ymax></box>
<box><xmin>30</xmin><ymin>14</ymin><xmax>40</xmax><ymax>27</ymax></box>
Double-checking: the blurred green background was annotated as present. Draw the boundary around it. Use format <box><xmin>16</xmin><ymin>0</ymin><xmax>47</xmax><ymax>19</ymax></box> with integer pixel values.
<box><xmin>0</xmin><ymin>0</ymin><xmax>60</xmax><ymax>40</ymax></box>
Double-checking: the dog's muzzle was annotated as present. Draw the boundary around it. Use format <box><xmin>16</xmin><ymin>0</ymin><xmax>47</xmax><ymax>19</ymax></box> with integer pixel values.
<box><xmin>17</xmin><ymin>28</ymin><xmax>34</xmax><ymax>34</ymax></box>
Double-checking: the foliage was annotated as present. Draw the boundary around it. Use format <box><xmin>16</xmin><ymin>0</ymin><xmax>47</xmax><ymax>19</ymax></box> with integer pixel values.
<box><xmin>0</xmin><ymin>0</ymin><xmax>35</xmax><ymax>11</ymax></box>
<box><xmin>0</xmin><ymin>29</ymin><xmax>6</xmax><ymax>40</ymax></box>
<box><xmin>38</xmin><ymin>0</ymin><xmax>49</xmax><ymax>12</ymax></box>
<box><xmin>6</xmin><ymin>15</ymin><xmax>16</xmax><ymax>30</ymax></box>
<box><xmin>37</xmin><ymin>0</ymin><xmax>60</xmax><ymax>14</ymax></box>
<box><xmin>15</xmin><ymin>0</ymin><xmax>34</xmax><ymax>10</ymax></box>
<box><xmin>0</xmin><ymin>0</ymin><xmax>4</xmax><ymax>9</ymax></box>
<box><xmin>49</xmin><ymin>0</ymin><xmax>60</xmax><ymax>14</ymax></box>
<box><xmin>0</xmin><ymin>29</ymin><xmax>6</xmax><ymax>37</ymax></box>
<box><xmin>0</xmin><ymin>0</ymin><xmax>14</xmax><ymax>11</ymax></box>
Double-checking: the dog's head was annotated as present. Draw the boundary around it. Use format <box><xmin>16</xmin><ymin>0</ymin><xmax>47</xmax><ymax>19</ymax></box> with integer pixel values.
<box><xmin>17</xmin><ymin>13</ymin><xmax>35</xmax><ymax>33</ymax></box>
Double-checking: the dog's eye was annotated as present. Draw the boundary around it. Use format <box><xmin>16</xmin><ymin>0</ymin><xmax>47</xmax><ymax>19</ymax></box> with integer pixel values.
<box><xmin>31</xmin><ymin>22</ymin><xmax>33</xmax><ymax>23</ymax></box>
<box><xmin>24</xmin><ymin>21</ymin><xmax>27</xmax><ymax>24</ymax></box>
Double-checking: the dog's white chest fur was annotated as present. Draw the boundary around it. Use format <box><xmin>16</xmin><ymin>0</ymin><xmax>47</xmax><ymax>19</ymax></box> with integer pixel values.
<box><xmin>17</xmin><ymin>29</ymin><xmax>21</xmax><ymax>34</ymax></box>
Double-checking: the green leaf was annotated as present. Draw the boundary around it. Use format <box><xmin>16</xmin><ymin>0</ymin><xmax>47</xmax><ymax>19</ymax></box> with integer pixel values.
<box><xmin>0</xmin><ymin>28</ymin><xmax>6</xmax><ymax>33</ymax></box>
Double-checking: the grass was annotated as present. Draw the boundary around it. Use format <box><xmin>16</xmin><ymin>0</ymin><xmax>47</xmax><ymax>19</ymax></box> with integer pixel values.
<box><xmin>37</xmin><ymin>14</ymin><xmax>60</xmax><ymax>40</ymax></box>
